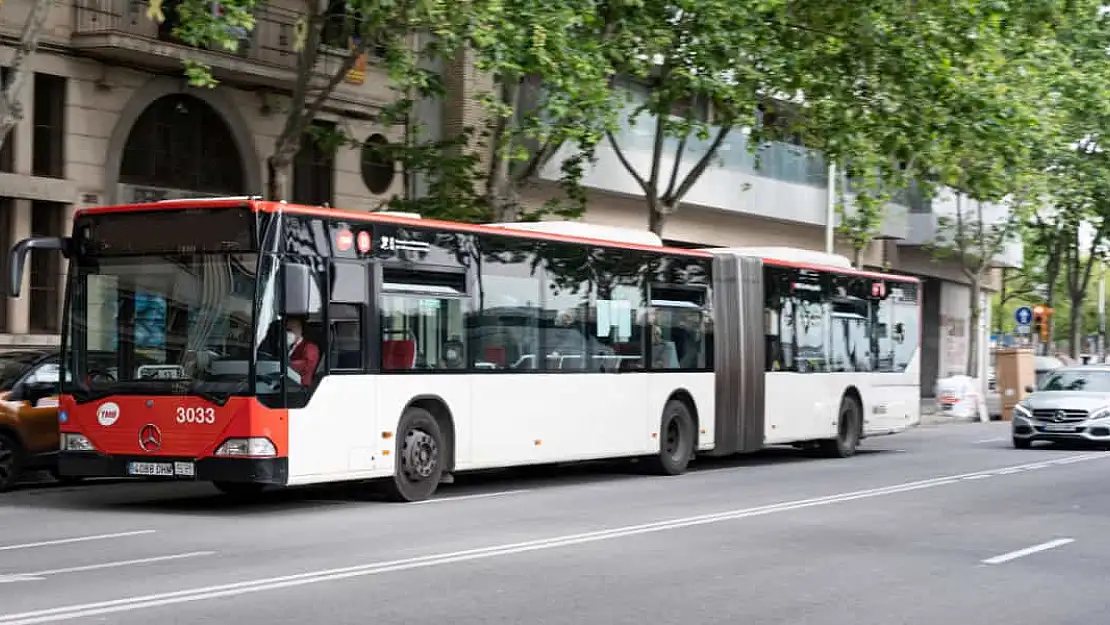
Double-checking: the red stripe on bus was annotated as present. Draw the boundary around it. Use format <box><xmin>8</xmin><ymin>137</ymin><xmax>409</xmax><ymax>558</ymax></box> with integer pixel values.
<box><xmin>75</xmin><ymin>198</ymin><xmax>919</xmax><ymax>283</ymax></box>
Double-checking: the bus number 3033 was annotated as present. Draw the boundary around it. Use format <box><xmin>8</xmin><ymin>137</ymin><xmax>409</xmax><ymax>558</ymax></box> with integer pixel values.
<box><xmin>176</xmin><ymin>407</ymin><xmax>216</xmax><ymax>424</ymax></box>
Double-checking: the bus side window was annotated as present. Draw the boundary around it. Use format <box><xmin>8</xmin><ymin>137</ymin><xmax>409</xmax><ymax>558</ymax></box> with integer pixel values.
<box><xmin>328</xmin><ymin>261</ymin><xmax>368</xmax><ymax>373</ymax></box>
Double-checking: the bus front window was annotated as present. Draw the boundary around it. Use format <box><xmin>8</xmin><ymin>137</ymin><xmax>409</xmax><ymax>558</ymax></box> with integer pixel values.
<box><xmin>65</xmin><ymin>253</ymin><xmax>259</xmax><ymax>403</ymax></box>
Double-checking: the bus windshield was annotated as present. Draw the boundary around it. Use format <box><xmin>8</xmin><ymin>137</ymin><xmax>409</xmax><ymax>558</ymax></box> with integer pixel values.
<box><xmin>64</xmin><ymin>252</ymin><xmax>259</xmax><ymax>403</ymax></box>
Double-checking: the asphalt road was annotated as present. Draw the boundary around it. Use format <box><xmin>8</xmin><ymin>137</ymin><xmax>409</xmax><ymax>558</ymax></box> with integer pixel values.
<box><xmin>1</xmin><ymin>421</ymin><xmax>1108</xmax><ymax>625</ymax></box>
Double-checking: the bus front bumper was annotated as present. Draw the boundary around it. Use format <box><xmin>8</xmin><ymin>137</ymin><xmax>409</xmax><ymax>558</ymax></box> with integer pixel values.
<box><xmin>58</xmin><ymin>451</ymin><xmax>288</xmax><ymax>485</ymax></box>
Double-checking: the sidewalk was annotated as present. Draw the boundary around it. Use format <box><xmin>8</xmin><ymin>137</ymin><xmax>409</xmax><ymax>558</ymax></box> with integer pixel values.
<box><xmin>917</xmin><ymin>398</ymin><xmax>983</xmax><ymax>426</ymax></box>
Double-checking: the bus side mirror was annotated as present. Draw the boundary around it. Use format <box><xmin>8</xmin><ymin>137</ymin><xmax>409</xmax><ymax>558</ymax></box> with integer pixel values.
<box><xmin>8</xmin><ymin>237</ymin><xmax>72</xmax><ymax>297</ymax></box>
<box><xmin>282</xmin><ymin>262</ymin><xmax>321</xmax><ymax>316</ymax></box>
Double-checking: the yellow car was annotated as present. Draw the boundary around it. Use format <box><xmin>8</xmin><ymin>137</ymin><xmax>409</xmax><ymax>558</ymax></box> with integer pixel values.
<box><xmin>0</xmin><ymin>349</ymin><xmax>69</xmax><ymax>491</ymax></box>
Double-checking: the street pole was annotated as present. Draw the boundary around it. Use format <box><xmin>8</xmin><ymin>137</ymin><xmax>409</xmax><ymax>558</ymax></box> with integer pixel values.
<box><xmin>825</xmin><ymin>162</ymin><xmax>836</xmax><ymax>254</ymax></box>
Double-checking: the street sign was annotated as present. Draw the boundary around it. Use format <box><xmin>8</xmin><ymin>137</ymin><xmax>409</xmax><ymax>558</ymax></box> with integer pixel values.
<box><xmin>1017</xmin><ymin>323</ymin><xmax>1031</xmax><ymax>335</ymax></box>
<box><xmin>1015</xmin><ymin>306</ymin><xmax>1033</xmax><ymax>326</ymax></box>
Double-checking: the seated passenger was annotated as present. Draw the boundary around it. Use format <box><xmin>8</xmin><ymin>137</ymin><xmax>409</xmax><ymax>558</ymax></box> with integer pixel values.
<box><xmin>286</xmin><ymin>316</ymin><xmax>320</xmax><ymax>386</ymax></box>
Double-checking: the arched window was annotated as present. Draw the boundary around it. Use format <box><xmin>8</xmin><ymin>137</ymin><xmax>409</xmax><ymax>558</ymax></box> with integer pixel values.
<box><xmin>120</xmin><ymin>94</ymin><xmax>244</xmax><ymax>193</ymax></box>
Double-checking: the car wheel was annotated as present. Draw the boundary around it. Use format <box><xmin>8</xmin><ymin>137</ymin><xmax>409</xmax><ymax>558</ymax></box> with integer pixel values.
<box><xmin>0</xmin><ymin>433</ymin><xmax>24</xmax><ymax>492</ymax></box>
<box><xmin>1012</xmin><ymin>437</ymin><xmax>1032</xmax><ymax>449</ymax></box>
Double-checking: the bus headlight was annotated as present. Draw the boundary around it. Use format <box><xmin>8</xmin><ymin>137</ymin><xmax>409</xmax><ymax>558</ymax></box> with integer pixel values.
<box><xmin>214</xmin><ymin>438</ymin><xmax>277</xmax><ymax>458</ymax></box>
<box><xmin>61</xmin><ymin>434</ymin><xmax>95</xmax><ymax>452</ymax></box>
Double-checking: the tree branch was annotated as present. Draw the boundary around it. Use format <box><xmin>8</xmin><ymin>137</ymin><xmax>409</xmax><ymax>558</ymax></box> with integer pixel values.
<box><xmin>646</xmin><ymin>102</ymin><xmax>667</xmax><ymax>196</ymax></box>
<box><xmin>487</xmin><ymin>76</ymin><xmax>522</xmax><ymax>198</ymax></box>
<box><xmin>0</xmin><ymin>0</ymin><xmax>54</xmax><ymax>143</ymax></box>
<box><xmin>272</xmin><ymin>8</ymin><xmax>327</xmax><ymax>166</ymax></box>
<box><xmin>514</xmin><ymin>137</ymin><xmax>559</xmax><ymax>184</ymax></box>
<box><xmin>667</xmin><ymin>124</ymin><xmax>732</xmax><ymax>204</ymax></box>
<box><xmin>606</xmin><ymin>130</ymin><xmax>650</xmax><ymax>194</ymax></box>
<box><xmin>663</xmin><ymin>133</ymin><xmax>688</xmax><ymax>202</ymax></box>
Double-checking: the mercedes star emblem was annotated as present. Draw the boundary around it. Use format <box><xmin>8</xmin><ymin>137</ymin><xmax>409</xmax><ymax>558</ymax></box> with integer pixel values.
<box><xmin>1054</xmin><ymin>410</ymin><xmax>1067</xmax><ymax>423</ymax></box>
<box><xmin>138</xmin><ymin>424</ymin><xmax>162</xmax><ymax>453</ymax></box>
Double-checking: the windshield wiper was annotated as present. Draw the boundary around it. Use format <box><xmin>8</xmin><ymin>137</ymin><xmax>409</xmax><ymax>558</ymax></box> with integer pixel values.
<box><xmin>186</xmin><ymin>380</ymin><xmax>231</xmax><ymax>407</ymax></box>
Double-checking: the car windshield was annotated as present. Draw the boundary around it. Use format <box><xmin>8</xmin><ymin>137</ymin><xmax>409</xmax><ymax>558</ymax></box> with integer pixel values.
<box><xmin>1039</xmin><ymin>369</ymin><xmax>1110</xmax><ymax>392</ymax></box>
<box><xmin>64</xmin><ymin>253</ymin><xmax>258</xmax><ymax>403</ymax></box>
<box><xmin>0</xmin><ymin>352</ymin><xmax>45</xmax><ymax>391</ymax></box>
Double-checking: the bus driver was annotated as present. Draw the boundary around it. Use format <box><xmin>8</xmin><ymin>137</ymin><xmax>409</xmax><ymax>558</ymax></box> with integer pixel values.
<box><xmin>285</xmin><ymin>316</ymin><xmax>320</xmax><ymax>386</ymax></box>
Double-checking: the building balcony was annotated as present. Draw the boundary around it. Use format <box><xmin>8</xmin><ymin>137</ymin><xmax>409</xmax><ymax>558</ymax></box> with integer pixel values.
<box><xmin>70</xmin><ymin>0</ymin><xmax>383</xmax><ymax>101</ymax></box>
<box><xmin>541</xmin><ymin>108</ymin><xmax>912</xmax><ymax>239</ymax></box>
<box><xmin>897</xmin><ymin>188</ymin><xmax>1022</xmax><ymax>269</ymax></box>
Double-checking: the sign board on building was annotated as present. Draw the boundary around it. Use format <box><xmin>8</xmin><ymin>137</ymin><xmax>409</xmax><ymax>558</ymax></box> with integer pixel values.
<box><xmin>117</xmin><ymin>184</ymin><xmax>226</xmax><ymax>205</ymax></box>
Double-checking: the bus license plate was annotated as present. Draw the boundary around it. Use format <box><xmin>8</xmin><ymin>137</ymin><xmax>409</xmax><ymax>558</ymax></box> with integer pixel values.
<box><xmin>1043</xmin><ymin>424</ymin><xmax>1074</xmax><ymax>433</ymax></box>
<box><xmin>128</xmin><ymin>462</ymin><xmax>174</xmax><ymax>477</ymax></box>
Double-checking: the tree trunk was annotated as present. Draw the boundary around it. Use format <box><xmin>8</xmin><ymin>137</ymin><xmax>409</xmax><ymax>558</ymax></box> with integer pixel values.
<box><xmin>1068</xmin><ymin>296</ymin><xmax>1082</xmax><ymax>359</ymax></box>
<box><xmin>966</xmin><ymin>274</ymin><xmax>981</xmax><ymax>378</ymax></box>
<box><xmin>995</xmin><ymin>267</ymin><xmax>1007</xmax><ymax>332</ymax></box>
<box><xmin>648</xmin><ymin>201</ymin><xmax>668</xmax><ymax>237</ymax></box>
<box><xmin>852</xmin><ymin>247</ymin><xmax>864</xmax><ymax>269</ymax></box>
<box><xmin>267</xmin><ymin>156</ymin><xmax>290</xmax><ymax>202</ymax></box>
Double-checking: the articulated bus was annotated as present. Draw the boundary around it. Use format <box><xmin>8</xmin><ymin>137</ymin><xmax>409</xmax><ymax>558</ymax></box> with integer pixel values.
<box><xmin>7</xmin><ymin>198</ymin><xmax>920</xmax><ymax>501</ymax></box>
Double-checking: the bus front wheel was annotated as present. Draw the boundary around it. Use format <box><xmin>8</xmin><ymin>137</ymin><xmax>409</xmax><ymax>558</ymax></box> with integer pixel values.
<box><xmin>383</xmin><ymin>407</ymin><xmax>445</xmax><ymax>503</ymax></box>
<box><xmin>647</xmin><ymin>399</ymin><xmax>696</xmax><ymax>475</ymax></box>
<box><xmin>819</xmin><ymin>395</ymin><xmax>861</xmax><ymax>458</ymax></box>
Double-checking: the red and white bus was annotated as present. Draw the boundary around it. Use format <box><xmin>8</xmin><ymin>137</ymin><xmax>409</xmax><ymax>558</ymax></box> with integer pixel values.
<box><xmin>8</xmin><ymin>198</ymin><xmax>920</xmax><ymax>501</ymax></box>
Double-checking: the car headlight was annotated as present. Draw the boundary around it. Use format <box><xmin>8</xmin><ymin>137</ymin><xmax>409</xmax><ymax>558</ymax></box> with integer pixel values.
<box><xmin>1013</xmin><ymin>403</ymin><xmax>1032</xmax><ymax>418</ymax></box>
<box><xmin>1087</xmin><ymin>406</ymin><xmax>1110</xmax><ymax>422</ymax></box>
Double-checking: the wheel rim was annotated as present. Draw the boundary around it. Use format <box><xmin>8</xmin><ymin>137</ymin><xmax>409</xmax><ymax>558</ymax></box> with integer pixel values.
<box><xmin>0</xmin><ymin>439</ymin><xmax>14</xmax><ymax>486</ymax></box>
<box><xmin>663</xmin><ymin>418</ymin><xmax>682</xmax><ymax>459</ymax></box>
<box><xmin>401</xmin><ymin>428</ymin><xmax>438</xmax><ymax>482</ymax></box>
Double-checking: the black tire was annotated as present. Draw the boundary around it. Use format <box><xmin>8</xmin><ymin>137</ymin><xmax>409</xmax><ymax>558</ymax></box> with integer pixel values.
<box><xmin>382</xmin><ymin>407</ymin><xmax>445</xmax><ymax>502</ymax></box>
<box><xmin>1012</xmin><ymin>437</ymin><xmax>1032</xmax><ymax>449</ymax></box>
<box><xmin>646</xmin><ymin>399</ymin><xmax>696</xmax><ymax>475</ymax></box>
<box><xmin>0</xmin><ymin>432</ymin><xmax>23</xmax><ymax>493</ymax></box>
<box><xmin>819</xmin><ymin>395</ymin><xmax>861</xmax><ymax>458</ymax></box>
<box><xmin>213</xmin><ymin>481</ymin><xmax>267</xmax><ymax>497</ymax></box>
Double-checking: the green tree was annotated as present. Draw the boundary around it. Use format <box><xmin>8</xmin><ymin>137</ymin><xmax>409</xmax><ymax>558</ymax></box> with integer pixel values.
<box><xmin>1032</xmin><ymin>4</ymin><xmax>1110</xmax><ymax>356</ymax></box>
<box><xmin>601</xmin><ymin>0</ymin><xmax>793</xmax><ymax>236</ymax></box>
<box><xmin>918</xmin><ymin>5</ymin><xmax>1075</xmax><ymax>377</ymax></box>
<box><xmin>793</xmin><ymin>1</ymin><xmax>1083</xmax><ymax>266</ymax></box>
<box><xmin>388</xmin><ymin>0</ymin><xmax>618</xmax><ymax>223</ymax></box>
<box><xmin>150</xmin><ymin>0</ymin><xmax>473</xmax><ymax>201</ymax></box>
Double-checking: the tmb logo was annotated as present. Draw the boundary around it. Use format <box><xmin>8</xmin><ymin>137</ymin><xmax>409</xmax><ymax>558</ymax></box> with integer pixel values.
<box><xmin>96</xmin><ymin>401</ymin><xmax>121</xmax><ymax>427</ymax></box>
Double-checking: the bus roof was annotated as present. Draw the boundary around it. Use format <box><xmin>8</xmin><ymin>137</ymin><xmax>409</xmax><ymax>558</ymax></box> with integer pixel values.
<box><xmin>74</xmin><ymin>198</ymin><xmax>919</xmax><ymax>284</ymax></box>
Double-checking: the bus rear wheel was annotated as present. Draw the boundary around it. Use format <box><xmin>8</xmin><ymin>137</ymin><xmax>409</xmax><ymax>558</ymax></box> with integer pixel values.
<box><xmin>819</xmin><ymin>395</ymin><xmax>861</xmax><ymax>458</ymax></box>
<box><xmin>647</xmin><ymin>399</ymin><xmax>696</xmax><ymax>475</ymax></box>
<box><xmin>382</xmin><ymin>407</ymin><xmax>445</xmax><ymax>503</ymax></box>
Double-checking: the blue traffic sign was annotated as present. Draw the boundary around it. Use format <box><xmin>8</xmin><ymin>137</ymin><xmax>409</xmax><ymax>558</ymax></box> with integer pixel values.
<box><xmin>1015</xmin><ymin>306</ymin><xmax>1033</xmax><ymax>325</ymax></box>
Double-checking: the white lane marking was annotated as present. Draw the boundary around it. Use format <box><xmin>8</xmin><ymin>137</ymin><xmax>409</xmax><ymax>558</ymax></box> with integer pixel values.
<box><xmin>961</xmin><ymin>474</ymin><xmax>991</xmax><ymax>481</ymax></box>
<box><xmin>975</xmin><ymin>437</ymin><xmax>1007</xmax><ymax>444</ymax></box>
<box><xmin>23</xmin><ymin>552</ymin><xmax>214</xmax><ymax>578</ymax></box>
<box><xmin>981</xmin><ymin>538</ymin><xmax>1075</xmax><ymax>565</ymax></box>
<box><xmin>409</xmin><ymin>489</ymin><xmax>530</xmax><ymax>505</ymax></box>
<box><xmin>0</xmin><ymin>531</ymin><xmax>157</xmax><ymax>553</ymax></box>
<box><xmin>0</xmin><ymin>553</ymin><xmax>213</xmax><ymax>584</ymax></box>
<box><xmin>0</xmin><ymin>452</ymin><xmax>1104</xmax><ymax>625</ymax></box>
